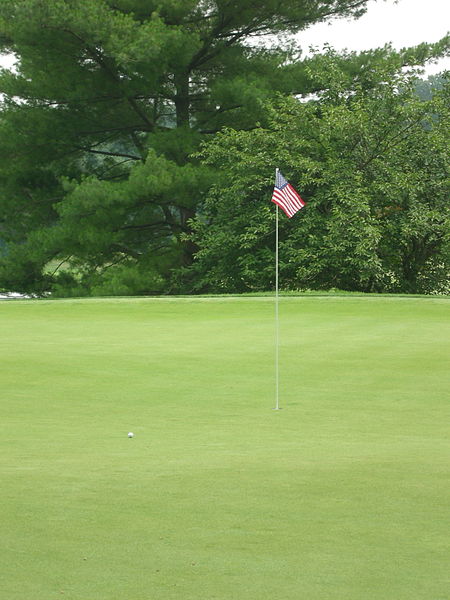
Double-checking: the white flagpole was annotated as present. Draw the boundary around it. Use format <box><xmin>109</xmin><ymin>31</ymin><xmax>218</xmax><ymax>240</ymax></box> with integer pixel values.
<box><xmin>274</xmin><ymin>168</ymin><xmax>280</xmax><ymax>410</ymax></box>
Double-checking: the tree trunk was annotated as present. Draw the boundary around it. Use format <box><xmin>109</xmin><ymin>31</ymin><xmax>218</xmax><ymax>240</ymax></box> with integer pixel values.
<box><xmin>174</xmin><ymin>72</ymin><xmax>190</xmax><ymax>128</ymax></box>
<box><xmin>173</xmin><ymin>72</ymin><xmax>198</xmax><ymax>266</ymax></box>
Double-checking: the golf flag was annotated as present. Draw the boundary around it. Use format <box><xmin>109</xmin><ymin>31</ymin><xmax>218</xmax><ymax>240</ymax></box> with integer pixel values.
<box><xmin>271</xmin><ymin>170</ymin><xmax>306</xmax><ymax>218</ymax></box>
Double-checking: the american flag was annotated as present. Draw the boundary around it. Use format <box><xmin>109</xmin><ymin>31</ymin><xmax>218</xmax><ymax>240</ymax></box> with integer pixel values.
<box><xmin>271</xmin><ymin>170</ymin><xmax>306</xmax><ymax>218</ymax></box>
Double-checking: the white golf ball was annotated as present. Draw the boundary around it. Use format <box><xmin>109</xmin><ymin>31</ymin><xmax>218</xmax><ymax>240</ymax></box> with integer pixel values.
<box><xmin>128</xmin><ymin>432</ymin><xmax>134</xmax><ymax>438</ymax></box>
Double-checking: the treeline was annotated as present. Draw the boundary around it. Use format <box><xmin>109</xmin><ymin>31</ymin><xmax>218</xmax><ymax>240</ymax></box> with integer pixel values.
<box><xmin>0</xmin><ymin>0</ymin><xmax>448</xmax><ymax>296</ymax></box>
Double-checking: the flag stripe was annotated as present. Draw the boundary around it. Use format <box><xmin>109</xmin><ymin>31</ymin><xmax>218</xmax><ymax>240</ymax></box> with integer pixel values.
<box><xmin>272</xmin><ymin>192</ymin><xmax>295</xmax><ymax>217</ymax></box>
<box><xmin>285</xmin><ymin>184</ymin><xmax>305</xmax><ymax>209</ymax></box>
<box><xmin>286</xmin><ymin>185</ymin><xmax>304</xmax><ymax>207</ymax></box>
<box><xmin>272</xmin><ymin>189</ymin><xmax>297</xmax><ymax>216</ymax></box>
<box><xmin>273</xmin><ymin>196</ymin><xmax>296</xmax><ymax>217</ymax></box>
<box><xmin>281</xmin><ymin>186</ymin><xmax>298</xmax><ymax>209</ymax></box>
<box><xmin>284</xmin><ymin>187</ymin><xmax>303</xmax><ymax>212</ymax></box>
<box><xmin>276</xmin><ymin>195</ymin><xmax>297</xmax><ymax>217</ymax></box>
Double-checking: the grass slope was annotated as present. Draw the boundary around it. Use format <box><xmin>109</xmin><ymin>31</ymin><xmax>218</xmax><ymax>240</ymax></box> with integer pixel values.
<box><xmin>0</xmin><ymin>296</ymin><xmax>449</xmax><ymax>600</ymax></box>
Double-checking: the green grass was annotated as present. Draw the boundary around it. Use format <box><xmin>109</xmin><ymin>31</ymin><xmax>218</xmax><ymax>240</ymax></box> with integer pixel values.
<box><xmin>0</xmin><ymin>296</ymin><xmax>448</xmax><ymax>600</ymax></box>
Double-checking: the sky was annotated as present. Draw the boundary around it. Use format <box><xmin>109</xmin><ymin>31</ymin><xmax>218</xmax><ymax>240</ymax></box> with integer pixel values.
<box><xmin>297</xmin><ymin>0</ymin><xmax>450</xmax><ymax>74</ymax></box>
<box><xmin>0</xmin><ymin>0</ymin><xmax>448</xmax><ymax>74</ymax></box>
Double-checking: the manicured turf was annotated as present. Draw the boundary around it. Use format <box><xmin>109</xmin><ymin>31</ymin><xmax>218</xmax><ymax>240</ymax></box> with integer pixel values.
<box><xmin>0</xmin><ymin>296</ymin><xmax>448</xmax><ymax>599</ymax></box>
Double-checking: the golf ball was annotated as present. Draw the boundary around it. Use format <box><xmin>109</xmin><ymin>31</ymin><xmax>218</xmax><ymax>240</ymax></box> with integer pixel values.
<box><xmin>128</xmin><ymin>432</ymin><xmax>134</xmax><ymax>438</ymax></box>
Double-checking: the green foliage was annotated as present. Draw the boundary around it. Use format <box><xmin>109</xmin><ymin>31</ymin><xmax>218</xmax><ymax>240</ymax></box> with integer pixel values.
<box><xmin>187</xmin><ymin>52</ymin><xmax>449</xmax><ymax>294</ymax></box>
<box><xmin>0</xmin><ymin>0</ymin><xmax>379</xmax><ymax>295</ymax></box>
<box><xmin>0</xmin><ymin>1</ymin><xmax>448</xmax><ymax>295</ymax></box>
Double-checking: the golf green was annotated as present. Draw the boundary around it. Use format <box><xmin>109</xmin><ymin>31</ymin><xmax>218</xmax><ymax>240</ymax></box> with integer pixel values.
<box><xmin>1</xmin><ymin>296</ymin><xmax>448</xmax><ymax>599</ymax></box>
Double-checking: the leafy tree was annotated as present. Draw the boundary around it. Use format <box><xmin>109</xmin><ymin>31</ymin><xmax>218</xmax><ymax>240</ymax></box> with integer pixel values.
<box><xmin>0</xmin><ymin>0</ymin><xmax>378</xmax><ymax>295</ymax></box>
<box><xmin>185</xmin><ymin>51</ymin><xmax>449</xmax><ymax>294</ymax></box>
<box><xmin>414</xmin><ymin>73</ymin><xmax>446</xmax><ymax>101</ymax></box>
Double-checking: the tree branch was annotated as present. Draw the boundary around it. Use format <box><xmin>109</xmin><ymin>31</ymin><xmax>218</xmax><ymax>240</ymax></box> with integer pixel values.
<box><xmin>55</xmin><ymin>27</ymin><xmax>155</xmax><ymax>131</ymax></box>
<box><xmin>76</xmin><ymin>147</ymin><xmax>141</xmax><ymax>160</ymax></box>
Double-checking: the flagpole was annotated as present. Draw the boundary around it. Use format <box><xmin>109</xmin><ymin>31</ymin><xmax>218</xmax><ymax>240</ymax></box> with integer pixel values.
<box><xmin>274</xmin><ymin>168</ymin><xmax>280</xmax><ymax>410</ymax></box>
<box><xmin>271</xmin><ymin>168</ymin><xmax>305</xmax><ymax>411</ymax></box>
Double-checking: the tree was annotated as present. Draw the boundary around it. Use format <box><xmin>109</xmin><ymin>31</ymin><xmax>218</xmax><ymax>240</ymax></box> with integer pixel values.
<box><xmin>185</xmin><ymin>50</ymin><xmax>449</xmax><ymax>294</ymax></box>
<box><xmin>414</xmin><ymin>73</ymin><xmax>446</xmax><ymax>101</ymax></box>
<box><xmin>0</xmin><ymin>0</ymin><xmax>377</xmax><ymax>295</ymax></box>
